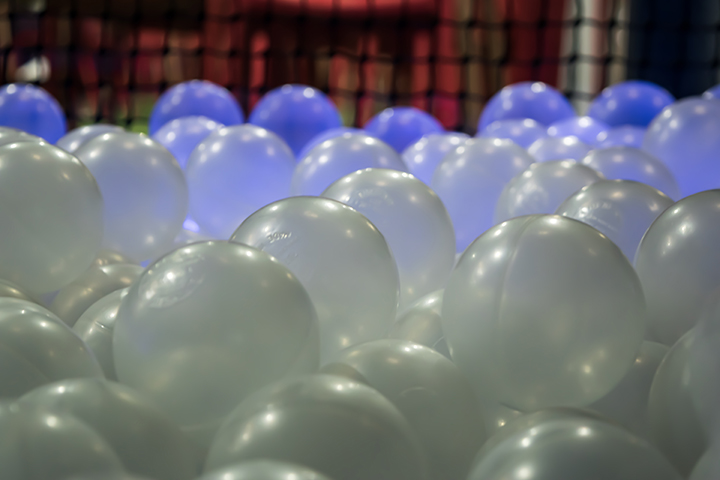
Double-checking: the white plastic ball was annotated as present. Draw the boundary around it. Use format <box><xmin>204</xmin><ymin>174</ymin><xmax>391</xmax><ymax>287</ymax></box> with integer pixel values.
<box><xmin>431</xmin><ymin>138</ymin><xmax>535</xmax><ymax>252</ymax></box>
<box><xmin>231</xmin><ymin>197</ymin><xmax>399</xmax><ymax>361</ymax></box>
<box><xmin>199</xmin><ymin>460</ymin><xmax>332</xmax><ymax>480</ymax></box>
<box><xmin>291</xmin><ymin>133</ymin><xmax>408</xmax><ymax>196</ymax></box>
<box><xmin>388</xmin><ymin>290</ymin><xmax>449</xmax><ymax>358</ymax></box>
<box><xmin>75</xmin><ymin>132</ymin><xmax>187</xmax><ymax>262</ymax></box>
<box><xmin>56</xmin><ymin>125</ymin><xmax>124</xmax><ymax>153</ymax></box>
<box><xmin>689</xmin><ymin>443</ymin><xmax>720</xmax><ymax>480</ymax></box>
<box><xmin>494</xmin><ymin>160</ymin><xmax>604</xmax><ymax>223</ymax></box>
<box><xmin>556</xmin><ymin>180</ymin><xmax>674</xmax><ymax>261</ymax></box>
<box><xmin>527</xmin><ymin>135</ymin><xmax>593</xmax><ymax>161</ymax></box>
<box><xmin>0</xmin><ymin>126</ymin><xmax>43</xmax><ymax>147</ymax></box>
<box><xmin>185</xmin><ymin>125</ymin><xmax>295</xmax><ymax>238</ymax></box>
<box><xmin>401</xmin><ymin>133</ymin><xmax>469</xmax><ymax>184</ymax></box>
<box><xmin>0</xmin><ymin>141</ymin><xmax>104</xmax><ymax>294</ymax></box>
<box><xmin>112</xmin><ymin>241</ymin><xmax>319</xmax><ymax>447</ymax></box>
<box><xmin>442</xmin><ymin>215</ymin><xmax>645</xmax><ymax>411</ymax></box>
<box><xmin>322</xmin><ymin>169</ymin><xmax>455</xmax><ymax>307</ymax></box>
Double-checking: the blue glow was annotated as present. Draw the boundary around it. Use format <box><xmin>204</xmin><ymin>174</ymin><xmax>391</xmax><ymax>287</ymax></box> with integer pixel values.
<box><xmin>587</xmin><ymin>80</ymin><xmax>674</xmax><ymax>127</ymax></box>
<box><xmin>0</xmin><ymin>83</ymin><xmax>66</xmax><ymax>142</ymax></box>
<box><xmin>364</xmin><ymin>106</ymin><xmax>444</xmax><ymax>153</ymax></box>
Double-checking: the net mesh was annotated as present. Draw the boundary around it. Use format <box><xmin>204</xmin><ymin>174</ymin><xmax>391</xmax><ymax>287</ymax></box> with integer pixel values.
<box><xmin>1</xmin><ymin>0</ymin><xmax>718</xmax><ymax>133</ymax></box>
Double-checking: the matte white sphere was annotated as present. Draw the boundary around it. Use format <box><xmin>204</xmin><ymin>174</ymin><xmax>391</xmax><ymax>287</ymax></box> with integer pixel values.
<box><xmin>0</xmin><ymin>141</ymin><xmax>104</xmax><ymax>294</ymax></box>
<box><xmin>231</xmin><ymin>197</ymin><xmax>400</xmax><ymax>361</ymax></box>
<box><xmin>113</xmin><ymin>241</ymin><xmax>319</xmax><ymax>447</ymax></box>
<box><xmin>75</xmin><ymin>132</ymin><xmax>188</xmax><ymax>262</ymax></box>
<box><xmin>442</xmin><ymin>215</ymin><xmax>645</xmax><ymax>411</ymax></box>
<box><xmin>323</xmin><ymin>169</ymin><xmax>455</xmax><ymax>307</ymax></box>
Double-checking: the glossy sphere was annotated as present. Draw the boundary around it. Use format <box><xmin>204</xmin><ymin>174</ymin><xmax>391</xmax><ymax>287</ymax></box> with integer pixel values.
<box><xmin>431</xmin><ymin>138</ymin><xmax>535</xmax><ymax>252</ymax></box>
<box><xmin>547</xmin><ymin>116</ymin><xmax>609</xmax><ymax>145</ymax></box>
<box><xmin>291</xmin><ymin>133</ymin><xmax>408</xmax><ymax>196</ymax></box>
<box><xmin>469</xmin><ymin>410</ymin><xmax>681</xmax><ymax>480</ymax></box>
<box><xmin>401</xmin><ymin>133</ymin><xmax>470</xmax><ymax>185</ymax></box>
<box><xmin>527</xmin><ymin>135</ymin><xmax>593</xmax><ymax>162</ymax></box>
<box><xmin>687</xmin><ymin>293</ymin><xmax>720</xmax><ymax>437</ymax></box>
<box><xmin>149</xmin><ymin>80</ymin><xmax>243</xmax><ymax>135</ymax></box>
<box><xmin>635</xmin><ymin>191</ymin><xmax>720</xmax><ymax>345</ymax></box>
<box><xmin>703</xmin><ymin>83</ymin><xmax>720</xmax><ymax>99</ymax></box>
<box><xmin>589</xmin><ymin>341</ymin><xmax>668</xmax><ymax>438</ymax></box>
<box><xmin>0</xmin><ymin>298</ymin><xmax>103</xmax><ymax>398</ymax></box>
<box><xmin>0</xmin><ymin>279</ymin><xmax>38</xmax><ymax>303</ymax></box>
<box><xmin>581</xmin><ymin>147</ymin><xmax>681</xmax><ymax>199</ymax></box>
<box><xmin>364</xmin><ymin>107</ymin><xmax>444</xmax><ymax>153</ymax></box>
<box><xmin>249</xmin><ymin>84</ymin><xmax>342</xmax><ymax>156</ymax></box>
<box><xmin>20</xmin><ymin>379</ymin><xmax>200</xmax><ymax>480</ymax></box>
<box><xmin>587</xmin><ymin>80</ymin><xmax>674</xmax><ymax>127</ymax></box>
<box><xmin>152</xmin><ymin>116</ymin><xmax>223</xmax><ymax>169</ymax></box>
<box><xmin>0</xmin><ymin>126</ymin><xmax>43</xmax><ymax>147</ymax></box>
<box><xmin>231</xmin><ymin>197</ymin><xmax>399</xmax><ymax>361</ymax></box>
<box><xmin>56</xmin><ymin>125</ymin><xmax>125</xmax><ymax>153</ymax></box>
<box><xmin>186</xmin><ymin>125</ymin><xmax>295</xmax><ymax>238</ymax></box>
<box><xmin>91</xmin><ymin>250</ymin><xmax>135</xmax><ymax>268</ymax></box>
<box><xmin>443</xmin><ymin>215</ymin><xmax>645</xmax><ymax>411</ymax></box>
<box><xmin>205</xmin><ymin>374</ymin><xmax>429</xmax><ymax>480</ymax></box>
<box><xmin>644</xmin><ymin>98</ymin><xmax>720</xmax><ymax>196</ymax></box>
<box><xmin>0</xmin><ymin>142</ymin><xmax>103</xmax><ymax>294</ymax></box>
<box><xmin>479</xmin><ymin>118</ymin><xmax>548</xmax><ymax>148</ymax></box>
<box><xmin>76</xmin><ymin>132</ymin><xmax>187</xmax><ymax>262</ymax></box>
<box><xmin>199</xmin><ymin>460</ymin><xmax>332</xmax><ymax>480</ymax></box>
<box><xmin>647</xmin><ymin>330</ymin><xmax>708</xmax><ymax>475</ymax></box>
<box><xmin>0</xmin><ymin>83</ymin><xmax>66</xmax><ymax>142</ymax></box>
<box><xmin>322</xmin><ymin>340</ymin><xmax>486</xmax><ymax>480</ymax></box>
<box><xmin>323</xmin><ymin>169</ymin><xmax>455</xmax><ymax>308</ymax></box>
<box><xmin>297</xmin><ymin>126</ymin><xmax>368</xmax><ymax>161</ymax></box>
<box><xmin>594</xmin><ymin>125</ymin><xmax>646</xmax><ymax>148</ymax></box>
<box><xmin>50</xmin><ymin>264</ymin><xmax>143</xmax><ymax>327</ymax></box>
<box><xmin>0</xmin><ymin>402</ymin><xmax>123</xmax><ymax>480</ymax></box>
<box><xmin>73</xmin><ymin>289</ymin><xmax>127</xmax><ymax>380</ymax></box>
<box><xmin>494</xmin><ymin>160</ymin><xmax>604</xmax><ymax>223</ymax></box>
<box><xmin>113</xmin><ymin>241</ymin><xmax>319</xmax><ymax>447</ymax></box>
<box><xmin>388</xmin><ymin>290</ymin><xmax>450</xmax><ymax>359</ymax></box>
<box><xmin>556</xmin><ymin>180</ymin><xmax>674</xmax><ymax>260</ymax></box>
<box><xmin>478</xmin><ymin>82</ymin><xmax>575</xmax><ymax>131</ymax></box>
<box><xmin>689</xmin><ymin>443</ymin><xmax>720</xmax><ymax>480</ymax></box>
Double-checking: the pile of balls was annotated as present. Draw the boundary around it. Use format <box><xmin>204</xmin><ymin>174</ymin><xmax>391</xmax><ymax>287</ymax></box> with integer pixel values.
<box><xmin>1</xmin><ymin>76</ymin><xmax>720</xmax><ymax>480</ymax></box>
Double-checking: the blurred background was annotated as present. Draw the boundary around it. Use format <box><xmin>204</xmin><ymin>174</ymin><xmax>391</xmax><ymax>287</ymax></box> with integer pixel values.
<box><xmin>2</xmin><ymin>0</ymin><xmax>719</xmax><ymax>132</ymax></box>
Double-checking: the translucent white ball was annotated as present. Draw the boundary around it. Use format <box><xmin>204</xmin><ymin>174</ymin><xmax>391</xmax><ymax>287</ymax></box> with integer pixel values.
<box><xmin>205</xmin><ymin>374</ymin><xmax>428</xmax><ymax>480</ymax></box>
<box><xmin>199</xmin><ymin>460</ymin><xmax>332</xmax><ymax>480</ymax></box>
<box><xmin>73</xmin><ymin>289</ymin><xmax>129</xmax><ymax>380</ymax></box>
<box><xmin>231</xmin><ymin>197</ymin><xmax>399</xmax><ymax>361</ymax></box>
<box><xmin>91</xmin><ymin>250</ymin><xmax>136</xmax><ymax>268</ymax></box>
<box><xmin>495</xmin><ymin>160</ymin><xmax>604</xmax><ymax>223</ymax></box>
<box><xmin>556</xmin><ymin>180</ymin><xmax>674</xmax><ymax>261</ymax></box>
<box><xmin>442</xmin><ymin>215</ymin><xmax>645</xmax><ymax>411</ymax></box>
<box><xmin>0</xmin><ymin>298</ymin><xmax>103</xmax><ymax>399</ymax></box>
<box><xmin>388</xmin><ymin>290</ymin><xmax>449</xmax><ymax>359</ymax></box>
<box><xmin>113</xmin><ymin>241</ymin><xmax>319</xmax><ymax>447</ymax></box>
<box><xmin>431</xmin><ymin>138</ymin><xmax>535</xmax><ymax>252</ymax></box>
<box><xmin>0</xmin><ymin>279</ymin><xmax>38</xmax><ymax>303</ymax></box>
<box><xmin>56</xmin><ymin>125</ymin><xmax>125</xmax><ymax>153</ymax></box>
<box><xmin>291</xmin><ymin>133</ymin><xmax>408</xmax><ymax>196</ymax></box>
<box><xmin>0</xmin><ymin>141</ymin><xmax>104</xmax><ymax>294</ymax></box>
<box><xmin>75</xmin><ymin>132</ymin><xmax>187</xmax><ymax>262</ymax></box>
<box><xmin>528</xmin><ymin>135</ymin><xmax>593</xmax><ymax>161</ymax></box>
<box><xmin>647</xmin><ymin>330</ymin><xmax>708</xmax><ymax>476</ymax></box>
<box><xmin>321</xmin><ymin>339</ymin><xmax>486</xmax><ymax>480</ymax></box>
<box><xmin>581</xmin><ymin>147</ymin><xmax>681</xmax><ymax>200</ymax></box>
<box><xmin>635</xmin><ymin>191</ymin><xmax>720</xmax><ymax>345</ymax></box>
<box><xmin>401</xmin><ymin>133</ymin><xmax>469</xmax><ymax>185</ymax></box>
<box><xmin>689</xmin><ymin>443</ymin><xmax>720</xmax><ymax>480</ymax></box>
<box><xmin>19</xmin><ymin>378</ymin><xmax>201</xmax><ymax>480</ymax></box>
<box><xmin>322</xmin><ymin>169</ymin><xmax>455</xmax><ymax>308</ymax></box>
<box><xmin>0</xmin><ymin>402</ymin><xmax>124</xmax><ymax>479</ymax></box>
<box><xmin>0</xmin><ymin>126</ymin><xmax>43</xmax><ymax>147</ymax></box>
<box><xmin>185</xmin><ymin>125</ymin><xmax>295</xmax><ymax>238</ymax></box>
<box><xmin>50</xmin><ymin>264</ymin><xmax>143</xmax><ymax>327</ymax></box>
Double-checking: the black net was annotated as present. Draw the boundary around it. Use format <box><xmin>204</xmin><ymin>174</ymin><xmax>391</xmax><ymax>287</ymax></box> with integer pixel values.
<box><xmin>2</xmin><ymin>0</ymin><xmax>719</xmax><ymax>133</ymax></box>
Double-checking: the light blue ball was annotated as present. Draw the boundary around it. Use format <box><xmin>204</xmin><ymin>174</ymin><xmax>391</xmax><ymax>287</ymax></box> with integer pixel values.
<box><xmin>479</xmin><ymin>118</ymin><xmax>547</xmax><ymax>149</ymax></box>
<box><xmin>402</xmin><ymin>133</ymin><xmax>470</xmax><ymax>184</ymax></box>
<box><xmin>0</xmin><ymin>83</ymin><xmax>66</xmax><ymax>142</ymax></box>
<box><xmin>364</xmin><ymin>106</ymin><xmax>444</xmax><ymax>153</ymax></box>
<box><xmin>152</xmin><ymin>115</ymin><xmax>223</xmax><ymax>169</ymax></box>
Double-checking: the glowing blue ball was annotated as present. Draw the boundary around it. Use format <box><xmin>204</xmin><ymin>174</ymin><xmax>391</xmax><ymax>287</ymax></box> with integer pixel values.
<box><xmin>0</xmin><ymin>83</ymin><xmax>66</xmax><ymax>142</ymax></box>
<box><xmin>297</xmin><ymin>127</ymin><xmax>368</xmax><ymax>161</ymax></box>
<box><xmin>401</xmin><ymin>133</ymin><xmax>470</xmax><ymax>184</ymax></box>
<box><xmin>478</xmin><ymin>82</ymin><xmax>575</xmax><ymax>131</ymax></box>
<box><xmin>149</xmin><ymin>80</ymin><xmax>244</xmax><ymax>135</ymax></box>
<box><xmin>527</xmin><ymin>136</ymin><xmax>592</xmax><ymax>162</ymax></box>
<box><xmin>249</xmin><ymin>84</ymin><xmax>342</xmax><ymax>157</ymax></box>
<box><xmin>594</xmin><ymin>126</ymin><xmax>646</xmax><ymax>149</ymax></box>
<box><xmin>186</xmin><ymin>125</ymin><xmax>296</xmax><ymax>238</ymax></box>
<box><xmin>292</xmin><ymin>133</ymin><xmax>407</xmax><ymax>196</ymax></box>
<box><xmin>364</xmin><ymin>106</ymin><xmax>444</xmax><ymax>153</ymax></box>
<box><xmin>581</xmin><ymin>147</ymin><xmax>681</xmax><ymax>200</ymax></box>
<box><xmin>479</xmin><ymin>118</ymin><xmax>548</xmax><ymax>149</ymax></box>
<box><xmin>587</xmin><ymin>80</ymin><xmax>674</xmax><ymax>127</ymax></box>
<box><xmin>643</xmin><ymin>98</ymin><xmax>720</xmax><ymax>197</ymax></box>
<box><xmin>703</xmin><ymin>84</ymin><xmax>720</xmax><ymax>100</ymax></box>
<box><xmin>547</xmin><ymin>116</ymin><xmax>609</xmax><ymax>145</ymax></box>
<box><xmin>152</xmin><ymin>116</ymin><xmax>223</xmax><ymax>169</ymax></box>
